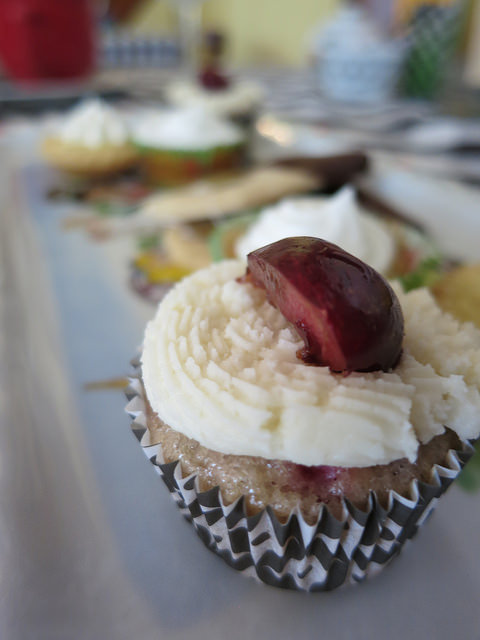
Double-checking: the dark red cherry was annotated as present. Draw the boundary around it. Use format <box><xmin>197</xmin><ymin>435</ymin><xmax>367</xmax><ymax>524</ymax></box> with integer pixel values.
<box><xmin>245</xmin><ymin>237</ymin><xmax>404</xmax><ymax>373</ymax></box>
<box><xmin>199</xmin><ymin>66</ymin><xmax>230</xmax><ymax>91</ymax></box>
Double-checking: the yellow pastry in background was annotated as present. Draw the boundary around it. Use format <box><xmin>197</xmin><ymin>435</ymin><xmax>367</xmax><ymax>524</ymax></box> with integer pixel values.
<box><xmin>162</xmin><ymin>224</ymin><xmax>213</xmax><ymax>271</ymax></box>
<box><xmin>41</xmin><ymin>99</ymin><xmax>138</xmax><ymax>178</ymax></box>
<box><xmin>132</xmin><ymin>252</ymin><xmax>190</xmax><ymax>285</ymax></box>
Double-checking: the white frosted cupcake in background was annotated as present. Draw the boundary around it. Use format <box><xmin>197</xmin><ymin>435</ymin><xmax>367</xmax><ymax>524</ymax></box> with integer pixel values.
<box><xmin>131</xmin><ymin>107</ymin><xmax>246</xmax><ymax>186</ymax></box>
<box><xmin>165</xmin><ymin>78</ymin><xmax>263</xmax><ymax>127</ymax></box>
<box><xmin>128</xmin><ymin>237</ymin><xmax>480</xmax><ymax>590</ymax></box>
<box><xmin>41</xmin><ymin>99</ymin><xmax>138</xmax><ymax>177</ymax></box>
<box><xmin>164</xmin><ymin>31</ymin><xmax>263</xmax><ymax>128</ymax></box>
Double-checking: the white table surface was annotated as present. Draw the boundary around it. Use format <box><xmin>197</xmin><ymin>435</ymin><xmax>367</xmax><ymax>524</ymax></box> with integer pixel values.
<box><xmin>1</xmin><ymin>121</ymin><xmax>480</xmax><ymax>640</ymax></box>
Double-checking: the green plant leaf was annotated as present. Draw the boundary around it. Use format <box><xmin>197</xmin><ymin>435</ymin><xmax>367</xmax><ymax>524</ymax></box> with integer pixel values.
<box><xmin>399</xmin><ymin>255</ymin><xmax>442</xmax><ymax>292</ymax></box>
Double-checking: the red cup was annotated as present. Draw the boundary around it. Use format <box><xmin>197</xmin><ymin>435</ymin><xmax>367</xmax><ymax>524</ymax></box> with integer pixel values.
<box><xmin>0</xmin><ymin>0</ymin><xmax>96</xmax><ymax>81</ymax></box>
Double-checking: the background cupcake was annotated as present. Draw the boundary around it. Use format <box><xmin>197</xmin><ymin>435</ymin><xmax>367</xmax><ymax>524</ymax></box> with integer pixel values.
<box><xmin>165</xmin><ymin>78</ymin><xmax>263</xmax><ymax>128</ymax></box>
<box><xmin>41</xmin><ymin>98</ymin><xmax>138</xmax><ymax>178</ymax></box>
<box><xmin>131</xmin><ymin>107</ymin><xmax>246</xmax><ymax>186</ymax></box>
<box><xmin>164</xmin><ymin>31</ymin><xmax>263</xmax><ymax>129</ymax></box>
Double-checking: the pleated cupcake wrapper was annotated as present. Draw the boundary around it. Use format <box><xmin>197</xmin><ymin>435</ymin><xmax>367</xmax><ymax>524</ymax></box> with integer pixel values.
<box><xmin>125</xmin><ymin>361</ymin><xmax>475</xmax><ymax>592</ymax></box>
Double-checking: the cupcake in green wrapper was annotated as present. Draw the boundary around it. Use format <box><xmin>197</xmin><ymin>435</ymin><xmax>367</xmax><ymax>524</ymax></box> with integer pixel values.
<box><xmin>131</xmin><ymin>107</ymin><xmax>246</xmax><ymax>186</ymax></box>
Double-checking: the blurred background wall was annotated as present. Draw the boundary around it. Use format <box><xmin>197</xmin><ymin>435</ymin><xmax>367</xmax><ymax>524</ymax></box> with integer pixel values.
<box><xmin>119</xmin><ymin>0</ymin><xmax>480</xmax><ymax>82</ymax></box>
<box><xmin>129</xmin><ymin>0</ymin><xmax>340</xmax><ymax>67</ymax></box>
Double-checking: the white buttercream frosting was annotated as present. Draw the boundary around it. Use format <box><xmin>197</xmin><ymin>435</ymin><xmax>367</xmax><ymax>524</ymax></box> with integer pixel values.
<box><xmin>58</xmin><ymin>99</ymin><xmax>129</xmax><ymax>148</ymax></box>
<box><xmin>235</xmin><ymin>186</ymin><xmax>395</xmax><ymax>274</ymax></box>
<box><xmin>142</xmin><ymin>261</ymin><xmax>480</xmax><ymax>468</ymax></box>
<box><xmin>132</xmin><ymin>107</ymin><xmax>244</xmax><ymax>151</ymax></box>
<box><xmin>165</xmin><ymin>79</ymin><xmax>263</xmax><ymax>117</ymax></box>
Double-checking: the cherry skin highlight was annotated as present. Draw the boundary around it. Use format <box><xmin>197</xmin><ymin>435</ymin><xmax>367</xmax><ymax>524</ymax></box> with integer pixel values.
<box><xmin>245</xmin><ymin>237</ymin><xmax>404</xmax><ymax>373</ymax></box>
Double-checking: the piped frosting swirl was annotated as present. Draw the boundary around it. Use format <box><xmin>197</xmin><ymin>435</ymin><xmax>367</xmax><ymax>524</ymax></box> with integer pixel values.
<box><xmin>142</xmin><ymin>261</ymin><xmax>480</xmax><ymax>467</ymax></box>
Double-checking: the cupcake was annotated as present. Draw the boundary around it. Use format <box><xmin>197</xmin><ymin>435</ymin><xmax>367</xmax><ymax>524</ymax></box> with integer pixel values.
<box><xmin>128</xmin><ymin>237</ymin><xmax>480</xmax><ymax>590</ymax></box>
<box><xmin>131</xmin><ymin>107</ymin><xmax>245</xmax><ymax>186</ymax></box>
<box><xmin>41</xmin><ymin>99</ymin><xmax>138</xmax><ymax>178</ymax></box>
<box><xmin>165</xmin><ymin>77</ymin><xmax>263</xmax><ymax>129</ymax></box>
<box><xmin>164</xmin><ymin>32</ymin><xmax>263</xmax><ymax>128</ymax></box>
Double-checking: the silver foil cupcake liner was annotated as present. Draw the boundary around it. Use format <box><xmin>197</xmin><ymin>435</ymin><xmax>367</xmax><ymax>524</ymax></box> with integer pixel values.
<box><xmin>125</xmin><ymin>360</ymin><xmax>475</xmax><ymax>592</ymax></box>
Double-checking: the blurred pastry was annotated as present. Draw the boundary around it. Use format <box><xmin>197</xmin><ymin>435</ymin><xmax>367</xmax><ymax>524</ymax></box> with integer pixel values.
<box><xmin>162</xmin><ymin>222</ymin><xmax>214</xmax><ymax>271</ymax></box>
<box><xmin>41</xmin><ymin>99</ymin><xmax>138</xmax><ymax>178</ymax></box>
<box><xmin>131</xmin><ymin>107</ymin><xmax>246</xmax><ymax>186</ymax></box>
<box><xmin>138</xmin><ymin>153</ymin><xmax>367</xmax><ymax>224</ymax></box>
<box><xmin>164</xmin><ymin>32</ymin><xmax>263</xmax><ymax>128</ymax></box>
